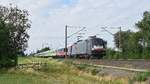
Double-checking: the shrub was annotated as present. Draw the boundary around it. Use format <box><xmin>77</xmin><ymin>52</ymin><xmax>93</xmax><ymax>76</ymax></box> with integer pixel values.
<box><xmin>91</xmin><ymin>68</ymin><xmax>100</xmax><ymax>75</ymax></box>
<box><xmin>133</xmin><ymin>72</ymin><xmax>150</xmax><ymax>82</ymax></box>
<box><xmin>76</xmin><ymin>64</ymin><xmax>88</xmax><ymax>70</ymax></box>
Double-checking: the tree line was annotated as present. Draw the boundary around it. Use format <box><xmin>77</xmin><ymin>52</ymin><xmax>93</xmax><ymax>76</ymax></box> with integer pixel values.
<box><xmin>105</xmin><ymin>11</ymin><xmax>150</xmax><ymax>59</ymax></box>
<box><xmin>0</xmin><ymin>4</ymin><xmax>150</xmax><ymax>68</ymax></box>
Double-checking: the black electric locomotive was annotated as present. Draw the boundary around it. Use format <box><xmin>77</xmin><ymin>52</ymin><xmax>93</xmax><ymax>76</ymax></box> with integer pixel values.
<box><xmin>68</xmin><ymin>36</ymin><xmax>107</xmax><ymax>59</ymax></box>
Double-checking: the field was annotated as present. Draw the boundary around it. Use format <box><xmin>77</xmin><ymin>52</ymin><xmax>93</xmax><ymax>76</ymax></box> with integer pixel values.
<box><xmin>0</xmin><ymin>57</ymin><xmax>149</xmax><ymax>84</ymax></box>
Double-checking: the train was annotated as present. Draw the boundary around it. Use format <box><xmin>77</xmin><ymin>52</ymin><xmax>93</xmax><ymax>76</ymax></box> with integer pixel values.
<box><xmin>35</xmin><ymin>36</ymin><xmax>107</xmax><ymax>59</ymax></box>
<box><xmin>34</xmin><ymin>50</ymin><xmax>56</xmax><ymax>58</ymax></box>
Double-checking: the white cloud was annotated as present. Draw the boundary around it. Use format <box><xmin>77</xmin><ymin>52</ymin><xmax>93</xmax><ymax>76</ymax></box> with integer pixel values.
<box><xmin>0</xmin><ymin>0</ymin><xmax>150</xmax><ymax>53</ymax></box>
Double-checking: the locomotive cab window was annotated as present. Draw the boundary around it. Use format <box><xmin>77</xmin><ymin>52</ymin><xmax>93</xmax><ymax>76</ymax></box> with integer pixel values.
<box><xmin>92</xmin><ymin>39</ymin><xmax>104</xmax><ymax>47</ymax></box>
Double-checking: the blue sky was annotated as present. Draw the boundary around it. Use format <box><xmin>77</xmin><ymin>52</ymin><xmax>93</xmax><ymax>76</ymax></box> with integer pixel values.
<box><xmin>63</xmin><ymin>0</ymin><xmax>74</xmax><ymax>4</ymax></box>
<box><xmin>0</xmin><ymin>0</ymin><xmax>150</xmax><ymax>53</ymax></box>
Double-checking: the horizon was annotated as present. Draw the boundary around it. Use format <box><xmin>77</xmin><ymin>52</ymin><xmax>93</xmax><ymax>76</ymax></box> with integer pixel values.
<box><xmin>0</xmin><ymin>0</ymin><xmax>150</xmax><ymax>53</ymax></box>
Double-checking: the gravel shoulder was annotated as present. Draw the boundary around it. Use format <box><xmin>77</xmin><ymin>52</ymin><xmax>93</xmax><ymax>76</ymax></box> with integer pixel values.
<box><xmin>74</xmin><ymin>59</ymin><xmax>150</xmax><ymax>70</ymax></box>
<box><xmin>72</xmin><ymin>59</ymin><xmax>150</xmax><ymax>78</ymax></box>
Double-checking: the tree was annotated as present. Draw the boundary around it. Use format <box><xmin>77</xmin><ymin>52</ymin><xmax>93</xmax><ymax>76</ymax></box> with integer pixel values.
<box><xmin>114</xmin><ymin>30</ymin><xmax>131</xmax><ymax>51</ymax></box>
<box><xmin>0</xmin><ymin>5</ymin><xmax>31</xmax><ymax>67</ymax></box>
<box><xmin>114</xmin><ymin>30</ymin><xmax>143</xmax><ymax>59</ymax></box>
<box><xmin>112</xmin><ymin>11</ymin><xmax>150</xmax><ymax>59</ymax></box>
<box><xmin>136</xmin><ymin>11</ymin><xmax>150</xmax><ymax>57</ymax></box>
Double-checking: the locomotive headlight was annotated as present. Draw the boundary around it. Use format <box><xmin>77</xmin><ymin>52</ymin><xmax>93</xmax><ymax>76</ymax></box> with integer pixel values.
<box><xmin>92</xmin><ymin>45</ymin><xmax>103</xmax><ymax>50</ymax></box>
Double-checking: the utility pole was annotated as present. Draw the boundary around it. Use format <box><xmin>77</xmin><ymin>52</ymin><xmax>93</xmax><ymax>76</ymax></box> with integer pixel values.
<box><xmin>65</xmin><ymin>25</ymin><xmax>68</xmax><ymax>59</ymax></box>
<box><xmin>64</xmin><ymin>25</ymin><xmax>86</xmax><ymax>59</ymax></box>
<box><xmin>119</xmin><ymin>27</ymin><xmax>122</xmax><ymax>52</ymax></box>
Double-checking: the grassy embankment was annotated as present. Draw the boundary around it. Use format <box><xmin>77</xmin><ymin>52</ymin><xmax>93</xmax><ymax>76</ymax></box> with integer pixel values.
<box><xmin>0</xmin><ymin>57</ymin><xmax>149</xmax><ymax>84</ymax></box>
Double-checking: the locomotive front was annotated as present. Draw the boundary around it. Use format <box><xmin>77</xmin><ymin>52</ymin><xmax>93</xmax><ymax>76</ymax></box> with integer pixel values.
<box><xmin>90</xmin><ymin>36</ymin><xmax>107</xmax><ymax>58</ymax></box>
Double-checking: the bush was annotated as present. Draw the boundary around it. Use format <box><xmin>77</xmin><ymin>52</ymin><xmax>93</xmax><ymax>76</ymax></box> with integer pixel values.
<box><xmin>133</xmin><ymin>72</ymin><xmax>150</xmax><ymax>82</ymax></box>
<box><xmin>91</xmin><ymin>68</ymin><xmax>100</xmax><ymax>75</ymax></box>
<box><xmin>76</xmin><ymin>64</ymin><xmax>88</xmax><ymax>70</ymax></box>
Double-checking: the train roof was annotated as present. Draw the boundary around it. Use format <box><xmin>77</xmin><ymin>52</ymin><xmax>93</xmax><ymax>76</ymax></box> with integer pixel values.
<box><xmin>34</xmin><ymin>50</ymin><xmax>56</xmax><ymax>57</ymax></box>
<box><xmin>88</xmin><ymin>36</ymin><xmax>103</xmax><ymax>39</ymax></box>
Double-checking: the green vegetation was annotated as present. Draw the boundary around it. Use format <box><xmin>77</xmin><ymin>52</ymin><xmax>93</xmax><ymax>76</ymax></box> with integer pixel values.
<box><xmin>71</xmin><ymin>63</ymin><xmax>102</xmax><ymax>76</ymax></box>
<box><xmin>0</xmin><ymin>5</ymin><xmax>30</xmax><ymax>67</ymax></box>
<box><xmin>0</xmin><ymin>57</ymin><xmax>126</xmax><ymax>84</ymax></box>
<box><xmin>104</xmin><ymin>48</ymin><xmax>120</xmax><ymax>59</ymax></box>
<box><xmin>128</xmin><ymin>72</ymin><xmax>150</xmax><ymax>84</ymax></box>
<box><xmin>0</xmin><ymin>73</ymin><xmax>52</xmax><ymax>84</ymax></box>
<box><xmin>105</xmin><ymin>11</ymin><xmax>150</xmax><ymax>59</ymax></box>
<box><xmin>133</xmin><ymin>72</ymin><xmax>150</xmax><ymax>82</ymax></box>
<box><xmin>18</xmin><ymin>57</ymin><xmax>49</xmax><ymax>64</ymax></box>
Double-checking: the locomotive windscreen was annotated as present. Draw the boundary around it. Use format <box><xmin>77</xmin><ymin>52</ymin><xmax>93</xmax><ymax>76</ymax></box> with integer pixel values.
<box><xmin>92</xmin><ymin>39</ymin><xmax>104</xmax><ymax>46</ymax></box>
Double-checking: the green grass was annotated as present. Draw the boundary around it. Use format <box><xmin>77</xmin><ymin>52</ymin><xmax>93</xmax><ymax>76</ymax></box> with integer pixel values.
<box><xmin>18</xmin><ymin>57</ymin><xmax>49</xmax><ymax>64</ymax></box>
<box><xmin>132</xmin><ymin>72</ymin><xmax>150</xmax><ymax>82</ymax></box>
<box><xmin>0</xmin><ymin>57</ymin><xmax>126</xmax><ymax>84</ymax></box>
<box><xmin>0</xmin><ymin>73</ymin><xmax>53</xmax><ymax>84</ymax></box>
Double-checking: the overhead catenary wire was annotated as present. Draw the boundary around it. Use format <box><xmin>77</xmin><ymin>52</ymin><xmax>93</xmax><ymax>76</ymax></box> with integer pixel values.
<box><xmin>101</xmin><ymin>27</ymin><xmax>114</xmax><ymax>36</ymax></box>
<box><xmin>67</xmin><ymin>27</ymin><xmax>86</xmax><ymax>38</ymax></box>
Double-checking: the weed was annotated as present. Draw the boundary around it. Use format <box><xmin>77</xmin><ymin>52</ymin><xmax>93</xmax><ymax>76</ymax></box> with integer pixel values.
<box><xmin>91</xmin><ymin>68</ymin><xmax>100</xmax><ymax>75</ymax></box>
<box><xmin>133</xmin><ymin>72</ymin><xmax>150</xmax><ymax>82</ymax></box>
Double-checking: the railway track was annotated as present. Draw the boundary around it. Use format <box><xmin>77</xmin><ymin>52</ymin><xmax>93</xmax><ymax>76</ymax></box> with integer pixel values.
<box><xmin>72</xmin><ymin>59</ymin><xmax>150</xmax><ymax>69</ymax></box>
<box><xmin>70</xmin><ymin>59</ymin><xmax>150</xmax><ymax>72</ymax></box>
<box><xmin>73</xmin><ymin>62</ymin><xmax>148</xmax><ymax>73</ymax></box>
<box><xmin>66</xmin><ymin>59</ymin><xmax>150</xmax><ymax>78</ymax></box>
<box><xmin>53</xmin><ymin>58</ymin><xmax>150</xmax><ymax>77</ymax></box>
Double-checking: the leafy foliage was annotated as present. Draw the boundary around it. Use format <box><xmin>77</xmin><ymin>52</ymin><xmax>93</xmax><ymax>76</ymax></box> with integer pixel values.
<box><xmin>113</xmin><ymin>31</ymin><xmax>146</xmax><ymax>59</ymax></box>
<box><xmin>136</xmin><ymin>11</ymin><xmax>150</xmax><ymax>57</ymax></box>
<box><xmin>112</xmin><ymin>11</ymin><xmax>150</xmax><ymax>59</ymax></box>
<box><xmin>104</xmin><ymin>48</ymin><xmax>119</xmax><ymax>59</ymax></box>
<box><xmin>0</xmin><ymin>5</ymin><xmax>30</xmax><ymax>67</ymax></box>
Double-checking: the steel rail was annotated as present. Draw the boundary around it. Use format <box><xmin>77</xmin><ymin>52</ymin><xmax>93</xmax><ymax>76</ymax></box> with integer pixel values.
<box><xmin>73</xmin><ymin>62</ymin><xmax>149</xmax><ymax>73</ymax></box>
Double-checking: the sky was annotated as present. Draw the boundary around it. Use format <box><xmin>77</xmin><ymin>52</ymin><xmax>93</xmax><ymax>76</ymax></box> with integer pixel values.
<box><xmin>0</xmin><ymin>0</ymin><xmax>150</xmax><ymax>53</ymax></box>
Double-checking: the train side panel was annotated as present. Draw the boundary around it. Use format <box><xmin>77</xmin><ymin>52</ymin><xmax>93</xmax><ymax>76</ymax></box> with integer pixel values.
<box><xmin>67</xmin><ymin>46</ymin><xmax>72</xmax><ymax>57</ymax></box>
<box><xmin>34</xmin><ymin>50</ymin><xmax>56</xmax><ymax>58</ymax></box>
<box><xmin>76</xmin><ymin>40</ymin><xmax>87</xmax><ymax>55</ymax></box>
<box><xmin>56</xmin><ymin>48</ymin><xmax>65</xmax><ymax>58</ymax></box>
<box><xmin>86</xmin><ymin>39</ymin><xmax>92</xmax><ymax>55</ymax></box>
<box><xmin>71</xmin><ymin>43</ymin><xmax>78</xmax><ymax>56</ymax></box>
